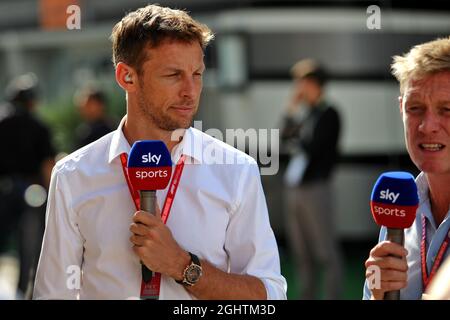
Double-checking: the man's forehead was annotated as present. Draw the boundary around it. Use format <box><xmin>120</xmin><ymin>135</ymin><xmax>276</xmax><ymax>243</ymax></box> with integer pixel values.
<box><xmin>144</xmin><ymin>42</ymin><xmax>204</xmax><ymax>68</ymax></box>
<box><xmin>404</xmin><ymin>71</ymin><xmax>450</xmax><ymax>97</ymax></box>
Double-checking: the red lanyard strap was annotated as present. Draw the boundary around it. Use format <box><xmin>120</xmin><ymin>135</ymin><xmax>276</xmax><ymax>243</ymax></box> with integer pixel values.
<box><xmin>120</xmin><ymin>152</ymin><xmax>186</xmax><ymax>299</ymax></box>
<box><xmin>120</xmin><ymin>153</ymin><xmax>140</xmax><ymax>210</ymax></box>
<box><xmin>120</xmin><ymin>153</ymin><xmax>186</xmax><ymax>218</ymax></box>
<box><xmin>161</xmin><ymin>155</ymin><xmax>186</xmax><ymax>224</ymax></box>
<box><xmin>421</xmin><ymin>214</ymin><xmax>450</xmax><ymax>291</ymax></box>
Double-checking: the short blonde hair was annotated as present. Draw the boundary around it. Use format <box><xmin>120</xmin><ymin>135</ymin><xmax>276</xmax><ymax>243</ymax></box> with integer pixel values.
<box><xmin>290</xmin><ymin>58</ymin><xmax>327</xmax><ymax>86</ymax></box>
<box><xmin>391</xmin><ymin>36</ymin><xmax>450</xmax><ymax>94</ymax></box>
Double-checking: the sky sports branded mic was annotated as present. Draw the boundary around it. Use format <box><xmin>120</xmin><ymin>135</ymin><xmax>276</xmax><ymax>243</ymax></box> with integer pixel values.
<box><xmin>370</xmin><ymin>171</ymin><xmax>419</xmax><ymax>300</ymax></box>
<box><xmin>128</xmin><ymin>140</ymin><xmax>172</xmax><ymax>282</ymax></box>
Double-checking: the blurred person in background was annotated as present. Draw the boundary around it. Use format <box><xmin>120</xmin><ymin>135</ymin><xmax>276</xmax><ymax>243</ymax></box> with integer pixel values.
<box><xmin>73</xmin><ymin>87</ymin><xmax>114</xmax><ymax>149</ymax></box>
<box><xmin>281</xmin><ymin>59</ymin><xmax>343</xmax><ymax>299</ymax></box>
<box><xmin>0</xmin><ymin>73</ymin><xmax>56</xmax><ymax>298</ymax></box>
<box><xmin>363</xmin><ymin>37</ymin><xmax>450</xmax><ymax>300</ymax></box>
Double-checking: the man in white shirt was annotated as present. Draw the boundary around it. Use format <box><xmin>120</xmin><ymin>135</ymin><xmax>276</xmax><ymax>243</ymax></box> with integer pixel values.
<box><xmin>33</xmin><ymin>4</ymin><xmax>287</xmax><ymax>300</ymax></box>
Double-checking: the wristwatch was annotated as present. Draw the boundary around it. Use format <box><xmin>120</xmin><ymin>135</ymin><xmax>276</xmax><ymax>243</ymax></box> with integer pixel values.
<box><xmin>176</xmin><ymin>252</ymin><xmax>203</xmax><ymax>286</ymax></box>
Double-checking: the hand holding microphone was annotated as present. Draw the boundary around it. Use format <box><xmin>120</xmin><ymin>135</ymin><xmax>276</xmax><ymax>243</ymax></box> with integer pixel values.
<box><xmin>130</xmin><ymin>208</ymin><xmax>190</xmax><ymax>280</ymax></box>
<box><xmin>365</xmin><ymin>172</ymin><xmax>419</xmax><ymax>300</ymax></box>
<box><xmin>127</xmin><ymin>140</ymin><xmax>173</xmax><ymax>282</ymax></box>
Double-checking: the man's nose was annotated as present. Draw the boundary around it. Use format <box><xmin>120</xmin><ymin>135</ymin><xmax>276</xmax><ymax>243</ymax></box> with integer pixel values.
<box><xmin>179</xmin><ymin>77</ymin><xmax>197</xmax><ymax>99</ymax></box>
<box><xmin>419</xmin><ymin>111</ymin><xmax>440</xmax><ymax>134</ymax></box>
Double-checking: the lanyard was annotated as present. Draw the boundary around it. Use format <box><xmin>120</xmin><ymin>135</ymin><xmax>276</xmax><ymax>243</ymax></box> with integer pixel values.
<box><xmin>120</xmin><ymin>152</ymin><xmax>186</xmax><ymax>299</ymax></box>
<box><xmin>420</xmin><ymin>214</ymin><xmax>450</xmax><ymax>291</ymax></box>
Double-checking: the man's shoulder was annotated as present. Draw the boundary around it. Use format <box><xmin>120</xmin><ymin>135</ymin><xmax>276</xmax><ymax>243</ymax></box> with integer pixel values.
<box><xmin>316</xmin><ymin>103</ymin><xmax>340</xmax><ymax>128</ymax></box>
<box><xmin>189</xmin><ymin>127</ymin><xmax>258</xmax><ymax>166</ymax></box>
<box><xmin>54</xmin><ymin>131</ymin><xmax>115</xmax><ymax>176</ymax></box>
<box><xmin>321</xmin><ymin>103</ymin><xmax>339</xmax><ymax>118</ymax></box>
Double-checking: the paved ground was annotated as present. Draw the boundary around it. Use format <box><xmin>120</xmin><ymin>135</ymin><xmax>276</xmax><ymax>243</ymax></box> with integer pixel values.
<box><xmin>0</xmin><ymin>255</ymin><xmax>19</xmax><ymax>299</ymax></box>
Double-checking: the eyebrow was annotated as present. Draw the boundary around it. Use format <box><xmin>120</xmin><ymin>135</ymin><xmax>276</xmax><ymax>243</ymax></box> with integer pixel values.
<box><xmin>405</xmin><ymin>99</ymin><xmax>450</xmax><ymax>106</ymax></box>
<box><xmin>404</xmin><ymin>99</ymin><xmax>423</xmax><ymax>105</ymax></box>
<box><xmin>160</xmin><ymin>67</ymin><xmax>181</xmax><ymax>73</ymax></box>
<box><xmin>161</xmin><ymin>64</ymin><xmax>205</xmax><ymax>72</ymax></box>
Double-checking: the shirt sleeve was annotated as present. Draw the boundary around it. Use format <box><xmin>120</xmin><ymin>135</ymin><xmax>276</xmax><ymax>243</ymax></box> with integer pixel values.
<box><xmin>224</xmin><ymin>161</ymin><xmax>287</xmax><ymax>300</ymax></box>
<box><xmin>33</xmin><ymin>165</ymin><xmax>84</xmax><ymax>300</ymax></box>
<box><xmin>363</xmin><ymin>227</ymin><xmax>387</xmax><ymax>300</ymax></box>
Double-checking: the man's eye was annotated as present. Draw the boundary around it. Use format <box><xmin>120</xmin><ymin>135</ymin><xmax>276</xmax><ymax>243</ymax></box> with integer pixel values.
<box><xmin>406</xmin><ymin>106</ymin><xmax>422</xmax><ymax>112</ymax></box>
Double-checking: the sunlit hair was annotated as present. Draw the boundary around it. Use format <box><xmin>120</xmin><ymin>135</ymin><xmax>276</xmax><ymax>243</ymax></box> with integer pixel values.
<box><xmin>110</xmin><ymin>4</ymin><xmax>214</xmax><ymax>73</ymax></box>
<box><xmin>391</xmin><ymin>36</ymin><xmax>450</xmax><ymax>94</ymax></box>
<box><xmin>290</xmin><ymin>58</ymin><xmax>327</xmax><ymax>87</ymax></box>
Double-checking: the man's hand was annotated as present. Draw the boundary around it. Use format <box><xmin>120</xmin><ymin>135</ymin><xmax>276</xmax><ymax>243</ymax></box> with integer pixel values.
<box><xmin>129</xmin><ymin>209</ymin><xmax>190</xmax><ymax>280</ymax></box>
<box><xmin>286</xmin><ymin>86</ymin><xmax>303</xmax><ymax>116</ymax></box>
<box><xmin>365</xmin><ymin>241</ymin><xmax>409</xmax><ymax>300</ymax></box>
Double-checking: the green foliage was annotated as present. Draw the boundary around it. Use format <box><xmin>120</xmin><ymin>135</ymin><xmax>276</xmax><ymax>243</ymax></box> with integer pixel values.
<box><xmin>37</xmin><ymin>97</ymin><xmax>81</xmax><ymax>153</ymax></box>
<box><xmin>37</xmin><ymin>89</ymin><xmax>126</xmax><ymax>154</ymax></box>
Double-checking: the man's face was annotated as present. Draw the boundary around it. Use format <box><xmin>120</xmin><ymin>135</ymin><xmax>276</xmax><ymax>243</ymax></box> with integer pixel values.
<box><xmin>78</xmin><ymin>97</ymin><xmax>101</xmax><ymax>121</ymax></box>
<box><xmin>400</xmin><ymin>71</ymin><xmax>450</xmax><ymax>176</ymax></box>
<box><xmin>293</xmin><ymin>77</ymin><xmax>320</xmax><ymax>107</ymax></box>
<box><xmin>135</xmin><ymin>40</ymin><xmax>205</xmax><ymax>131</ymax></box>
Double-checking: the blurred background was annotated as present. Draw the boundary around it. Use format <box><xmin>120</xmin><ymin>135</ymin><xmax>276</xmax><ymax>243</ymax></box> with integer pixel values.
<box><xmin>0</xmin><ymin>0</ymin><xmax>449</xmax><ymax>299</ymax></box>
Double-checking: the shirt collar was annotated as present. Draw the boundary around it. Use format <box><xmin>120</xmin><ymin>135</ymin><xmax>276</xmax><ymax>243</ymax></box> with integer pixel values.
<box><xmin>416</xmin><ymin>172</ymin><xmax>429</xmax><ymax>206</ymax></box>
<box><xmin>416</xmin><ymin>172</ymin><xmax>450</xmax><ymax>228</ymax></box>
<box><xmin>108</xmin><ymin>116</ymin><xmax>131</xmax><ymax>164</ymax></box>
<box><xmin>416</xmin><ymin>172</ymin><xmax>434</xmax><ymax>224</ymax></box>
<box><xmin>108</xmin><ymin>116</ymin><xmax>203</xmax><ymax>164</ymax></box>
<box><xmin>170</xmin><ymin>127</ymin><xmax>203</xmax><ymax>164</ymax></box>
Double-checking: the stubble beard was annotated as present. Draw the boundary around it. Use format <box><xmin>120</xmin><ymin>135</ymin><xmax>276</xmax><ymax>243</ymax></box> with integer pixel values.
<box><xmin>137</xmin><ymin>92</ymin><xmax>195</xmax><ymax>132</ymax></box>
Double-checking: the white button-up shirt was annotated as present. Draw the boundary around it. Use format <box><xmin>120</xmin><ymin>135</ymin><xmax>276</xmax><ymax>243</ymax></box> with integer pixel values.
<box><xmin>33</xmin><ymin>117</ymin><xmax>287</xmax><ymax>300</ymax></box>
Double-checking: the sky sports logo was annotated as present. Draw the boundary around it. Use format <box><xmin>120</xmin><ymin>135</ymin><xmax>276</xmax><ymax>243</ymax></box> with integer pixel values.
<box><xmin>370</xmin><ymin>172</ymin><xmax>418</xmax><ymax>228</ymax></box>
<box><xmin>130</xmin><ymin>152</ymin><xmax>168</xmax><ymax>179</ymax></box>
<box><xmin>127</xmin><ymin>141</ymin><xmax>172</xmax><ymax>190</ymax></box>
<box><xmin>141</xmin><ymin>153</ymin><xmax>162</xmax><ymax>165</ymax></box>
<box><xmin>372</xmin><ymin>205</ymin><xmax>406</xmax><ymax>217</ymax></box>
<box><xmin>373</xmin><ymin>189</ymin><xmax>405</xmax><ymax>217</ymax></box>
<box><xmin>379</xmin><ymin>189</ymin><xmax>400</xmax><ymax>203</ymax></box>
<box><xmin>134</xmin><ymin>169</ymin><xmax>168</xmax><ymax>179</ymax></box>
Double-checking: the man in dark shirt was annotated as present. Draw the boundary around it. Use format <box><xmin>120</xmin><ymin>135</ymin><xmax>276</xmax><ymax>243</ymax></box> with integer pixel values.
<box><xmin>74</xmin><ymin>88</ymin><xmax>114</xmax><ymax>149</ymax></box>
<box><xmin>281</xmin><ymin>59</ymin><xmax>343</xmax><ymax>299</ymax></box>
<box><xmin>0</xmin><ymin>73</ymin><xmax>55</xmax><ymax>298</ymax></box>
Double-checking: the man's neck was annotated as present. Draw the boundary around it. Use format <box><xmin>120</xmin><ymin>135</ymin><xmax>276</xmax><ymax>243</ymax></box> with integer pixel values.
<box><xmin>122</xmin><ymin>115</ymin><xmax>182</xmax><ymax>153</ymax></box>
<box><xmin>426</xmin><ymin>173</ymin><xmax>450</xmax><ymax>226</ymax></box>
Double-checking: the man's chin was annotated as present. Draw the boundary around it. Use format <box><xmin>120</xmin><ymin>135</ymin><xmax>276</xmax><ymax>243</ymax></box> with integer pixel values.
<box><xmin>160</xmin><ymin>120</ymin><xmax>192</xmax><ymax>132</ymax></box>
<box><xmin>419</xmin><ymin>162</ymin><xmax>450</xmax><ymax>175</ymax></box>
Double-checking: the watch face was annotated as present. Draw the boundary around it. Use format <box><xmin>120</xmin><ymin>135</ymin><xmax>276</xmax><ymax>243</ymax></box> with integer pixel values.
<box><xmin>185</xmin><ymin>265</ymin><xmax>202</xmax><ymax>284</ymax></box>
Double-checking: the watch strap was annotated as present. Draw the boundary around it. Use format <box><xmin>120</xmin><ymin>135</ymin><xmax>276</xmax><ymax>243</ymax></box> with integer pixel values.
<box><xmin>175</xmin><ymin>252</ymin><xmax>201</xmax><ymax>284</ymax></box>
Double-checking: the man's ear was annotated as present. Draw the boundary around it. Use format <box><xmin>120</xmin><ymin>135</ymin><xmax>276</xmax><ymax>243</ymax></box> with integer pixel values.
<box><xmin>115</xmin><ymin>62</ymin><xmax>137</xmax><ymax>93</ymax></box>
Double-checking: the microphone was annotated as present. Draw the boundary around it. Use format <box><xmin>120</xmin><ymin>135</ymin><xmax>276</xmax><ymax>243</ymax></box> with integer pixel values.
<box><xmin>128</xmin><ymin>140</ymin><xmax>172</xmax><ymax>282</ymax></box>
<box><xmin>370</xmin><ymin>171</ymin><xmax>419</xmax><ymax>300</ymax></box>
